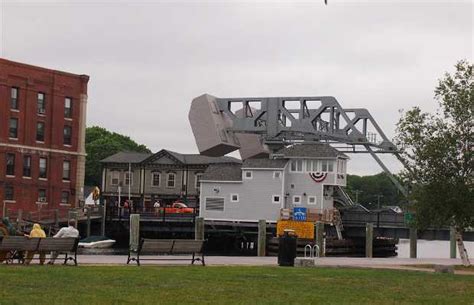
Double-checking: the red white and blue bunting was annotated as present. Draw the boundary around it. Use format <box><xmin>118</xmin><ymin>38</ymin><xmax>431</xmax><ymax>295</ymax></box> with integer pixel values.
<box><xmin>309</xmin><ymin>172</ymin><xmax>327</xmax><ymax>183</ymax></box>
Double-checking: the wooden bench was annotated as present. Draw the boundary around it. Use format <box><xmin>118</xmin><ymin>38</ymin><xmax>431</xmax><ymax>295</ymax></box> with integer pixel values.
<box><xmin>127</xmin><ymin>239</ymin><xmax>205</xmax><ymax>266</ymax></box>
<box><xmin>37</xmin><ymin>237</ymin><xmax>79</xmax><ymax>266</ymax></box>
<box><xmin>0</xmin><ymin>236</ymin><xmax>79</xmax><ymax>265</ymax></box>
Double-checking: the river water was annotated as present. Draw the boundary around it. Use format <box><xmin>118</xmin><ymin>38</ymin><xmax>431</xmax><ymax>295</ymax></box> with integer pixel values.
<box><xmin>397</xmin><ymin>239</ymin><xmax>474</xmax><ymax>259</ymax></box>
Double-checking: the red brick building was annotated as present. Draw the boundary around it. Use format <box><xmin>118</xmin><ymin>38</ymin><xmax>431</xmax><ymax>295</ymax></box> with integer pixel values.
<box><xmin>0</xmin><ymin>58</ymin><xmax>89</xmax><ymax>217</ymax></box>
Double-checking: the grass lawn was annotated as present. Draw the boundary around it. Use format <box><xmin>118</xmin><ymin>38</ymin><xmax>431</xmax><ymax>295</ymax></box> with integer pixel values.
<box><xmin>0</xmin><ymin>266</ymin><xmax>473</xmax><ymax>305</ymax></box>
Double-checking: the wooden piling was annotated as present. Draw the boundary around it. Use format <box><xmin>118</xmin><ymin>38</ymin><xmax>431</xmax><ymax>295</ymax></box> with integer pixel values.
<box><xmin>101</xmin><ymin>205</ymin><xmax>107</xmax><ymax>236</ymax></box>
<box><xmin>195</xmin><ymin>217</ymin><xmax>204</xmax><ymax>240</ymax></box>
<box><xmin>365</xmin><ymin>223</ymin><xmax>373</xmax><ymax>258</ymax></box>
<box><xmin>409</xmin><ymin>227</ymin><xmax>417</xmax><ymax>258</ymax></box>
<box><xmin>450</xmin><ymin>227</ymin><xmax>456</xmax><ymax>259</ymax></box>
<box><xmin>315</xmin><ymin>221</ymin><xmax>325</xmax><ymax>257</ymax></box>
<box><xmin>130</xmin><ymin>214</ymin><xmax>140</xmax><ymax>251</ymax></box>
<box><xmin>257</xmin><ymin>219</ymin><xmax>266</xmax><ymax>257</ymax></box>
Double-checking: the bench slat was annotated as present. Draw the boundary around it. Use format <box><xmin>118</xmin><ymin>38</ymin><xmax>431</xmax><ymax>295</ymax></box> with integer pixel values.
<box><xmin>171</xmin><ymin>240</ymin><xmax>203</xmax><ymax>254</ymax></box>
<box><xmin>140</xmin><ymin>239</ymin><xmax>174</xmax><ymax>253</ymax></box>
<box><xmin>37</xmin><ymin>238</ymin><xmax>78</xmax><ymax>252</ymax></box>
<box><xmin>0</xmin><ymin>237</ymin><xmax>40</xmax><ymax>251</ymax></box>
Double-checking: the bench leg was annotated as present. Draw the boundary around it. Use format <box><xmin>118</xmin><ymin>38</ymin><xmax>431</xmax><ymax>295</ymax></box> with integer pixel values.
<box><xmin>191</xmin><ymin>253</ymin><xmax>195</xmax><ymax>265</ymax></box>
<box><xmin>201</xmin><ymin>253</ymin><xmax>205</xmax><ymax>266</ymax></box>
<box><xmin>127</xmin><ymin>252</ymin><xmax>140</xmax><ymax>266</ymax></box>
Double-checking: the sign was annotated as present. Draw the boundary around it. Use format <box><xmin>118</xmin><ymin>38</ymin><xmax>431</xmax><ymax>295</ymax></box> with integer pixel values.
<box><xmin>277</xmin><ymin>220</ymin><xmax>314</xmax><ymax>239</ymax></box>
<box><xmin>293</xmin><ymin>207</ymin><xmax>307</xmax><ymax>221</ymax></box>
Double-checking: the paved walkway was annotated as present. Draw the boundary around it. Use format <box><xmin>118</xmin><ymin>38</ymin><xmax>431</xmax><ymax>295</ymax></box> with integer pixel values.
<box><xmin>74</xmin><ymin>255</ymin><xmax>473</xmax><ymax>274</ymax></box>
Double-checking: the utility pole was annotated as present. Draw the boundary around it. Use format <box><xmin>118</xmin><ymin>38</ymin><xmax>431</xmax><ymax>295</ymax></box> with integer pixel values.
<box><xmin>375</xmin><ymin>194</ymin><xmax>383</xmax><ymax>210</ymax></box>
<box><xmin>128</xmin><ymin>163</ymin><xmax>131</xmax><ymax>202</ymax></box>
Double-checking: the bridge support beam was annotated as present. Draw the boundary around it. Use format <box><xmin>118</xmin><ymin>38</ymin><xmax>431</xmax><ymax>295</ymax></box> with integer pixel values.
<box><xmin>365</xmin><ymin>223</ymin><xmax>373</xmax><ymax>258</ymax></box>
<box><xmin>316</xmin><ymin>222</ymin><xmax>325</xmax><ymax>257</ymax></box>
<box><xmin>409</xmin><ymin>227</ymin><xmax>417</xmax><ymax>258</ymax></box>
<box><xmin>258</xmin><ymin>219</ymin><xmax>266</xmax><ymax>257</ymax></box>
<box><xmin>195</xmin><ymin>217</ymin><xmax>205</xmax><ymax>241</ymax></box>
<box><xmin>450</xmin><ymin>227</ymin><xmax>456</xmax><ymax>259</ymax></box>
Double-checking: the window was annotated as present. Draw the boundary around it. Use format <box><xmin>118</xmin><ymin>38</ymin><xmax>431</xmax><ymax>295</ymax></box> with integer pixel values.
<box><xmin>63</xmin><ymin>125</ymin><xmax>72</xmax><ymax>145</ymax></box>
<box><xmin>11</xmin><ymin>87</ymin><xmax>19</xmax><ymax>110</ymax></box>
<box><xmin>290</xmin><ymin>160</ymin><xmax>303</xmax><ymax>172</ymax></box>
<box><xmin>36</xmin><ymin>122</ymin><xmax>45</xmax><ymax>142</ymax></box>
<box><xmin>63</xmin><ymin>160</ymin><xmax>71</xmax><ymax>180</ymax></box>
<box><xmin>5</xmin><ymin>185</ymin><xmax>14</xmax><ymax>201</ymax></box>
<box><xmin>38</xmin><ymin>189</ymin><xmax>47</xmax><ymax>202</ymax></box>
<box><xmin>321</xmin><ymin>160</ymin><xmax>328</xmax><ymax>172</ymax></box>
<box><xmin>111</xmin><ymin>171</ymin><xmax>120</xmax><ymax>185</ymax></box>
<box><xmin>151</xmin><ymin>172</ymin><xmax>161</xmax><ymax>186</ymax></box>
<box><xmin>308</xmin><ymin>196</ymin><xmax>317</xmax><ymax>205</ymax></box>
<box><xmin>272</xmin><ymin>195</ymin><xmax>281</xmax><ymax>204</ymax></box>
<box><xmin>23</xmin><ymin>155</ymin><xmax>31</xmax><ymax>177</ymax></box>
<box><xmin>39</xmin><ymin>157</ymin><xmax>47</xmax><ymax>179</ymax></box>
<box><xmin>273</xmin><ymin>171</ymin><xmax>281</xmax><ymax>179</ymax></box>
<box><xmin>328</xmin><ymin>161</ymin><xmax>334</xmax><ymax>172</ymax></box>
<box><xmin>306</xmin><ymin>160</ymin><xmax>319</xmax><ymax>172</ymax></box>
<box><xmin>64</xmin><ymin>97</ymin><xmax>72</xmax><ymax>118</ymax></box>
<box><xmin>195</xmin><ymin>173</ymin><xmax>203</xmax><ymax>189</ymax></box>
<box><xmin>37</xmin><ymin>92</ymin><xmax>46</xmax><ymax>114</ymax></box>
<box><xmin>230</xmin><ymin>193</ymin><xmax>239</xmax><ymax>202</ymax></box>
<box><xmin>205</xmin><ymin>197</ymin><xmax>224</xmax><ymax>211</ymax></box>
<box><xmin>9</xmin><ymin>118</ymin><xmax>18</xmax><ymax>139</ymax></box>
<box><xmin>6</xmin><ymin>154</ymin><xmax>15</xmax><ymax>176</ymax></box>
<box><xmin>293</xmin><ymin>195</ymin><xmax>301</xmax><ymax>205</ymax></box>
<box><xmin>61</xmin><ymin>191</ymin><xmax>69</xmax><ymax>204</ymax></box>
<box><xmin>244</xmin><ymin>171</ymin><xmax>253</xmax><ymax>179</ymax></box>
<box><xmin>125</xmin><ymin>171</ymin><xmax>133</xmax><ymax>186</ymax></box>
<box><xmin>166</xmin><ymin>173</ymin><xmax>176</xmax><ymax>188</ymax></box>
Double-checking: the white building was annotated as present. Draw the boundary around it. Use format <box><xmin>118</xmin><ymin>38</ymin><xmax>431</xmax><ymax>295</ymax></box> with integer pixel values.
<box><xmin>199</xmin><ymin>144</ymin><xmax>349</xmax><ymax>222</ymax></box>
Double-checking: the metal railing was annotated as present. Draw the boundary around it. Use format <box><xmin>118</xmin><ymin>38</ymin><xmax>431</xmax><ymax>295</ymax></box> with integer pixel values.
<box><xmin>107</xmin><ymin>206</ymin><xmax>199</xmax><ymax>222</ymax></box>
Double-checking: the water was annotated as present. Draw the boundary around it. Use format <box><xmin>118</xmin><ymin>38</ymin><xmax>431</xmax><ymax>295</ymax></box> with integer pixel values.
<box><xmin>397</xmin><ymin>239</ymin><xmax>474</xmax><ymax>259</ymax></box>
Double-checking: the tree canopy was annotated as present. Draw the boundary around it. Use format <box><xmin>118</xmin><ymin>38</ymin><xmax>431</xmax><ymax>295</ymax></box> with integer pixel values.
<box><xmin>395</xmin><ymin>60</ymin><xmax>473</xmax><ymax>264</ymax></box>
<box><xmin>346</xmin><ymin>173</ymin><xmax>404</xmax><ymax>209</ymax></box>
<box><xmin>85</xmin><ymin>126</ymin><xmax>151</xmax><ymax>187</ymax></box>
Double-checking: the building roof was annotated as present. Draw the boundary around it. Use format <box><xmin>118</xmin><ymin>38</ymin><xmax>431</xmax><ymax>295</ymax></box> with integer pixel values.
<box><xmin>242</xmin><ymin>158</ymin><xmax>288</xmax><ymax>169</ymax></box>
<box><xmin>100</xmin><ymin>152</ymin><xmax>152</xmax><ymax>164</ymax></box>
<box><xmin>201</xmin><ymin>164</ymin><xmax>242</xmax><ymax>182</ymax></box>
<box><xmin>101</xmin><ymin>149</ymin><xmax>241</xmax><ymax>165</ymax></box>
<box><xmin>276</xmin><ymin>144</ymin><xmax>348</xmax><ymax>159</ymax></box>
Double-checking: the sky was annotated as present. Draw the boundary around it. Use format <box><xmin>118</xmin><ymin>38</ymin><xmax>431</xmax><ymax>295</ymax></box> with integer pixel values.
<box><xmin>1</xmin><ymin>0</ymin><xmax>472</xmax><ymax>175</ymax></box>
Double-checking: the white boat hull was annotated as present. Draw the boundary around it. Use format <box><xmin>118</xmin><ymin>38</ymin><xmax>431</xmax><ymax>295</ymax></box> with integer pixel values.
<box><xmin>79</xmin><ymin>239</ymin><xmax>116</xmax><ymax>249</ymax></box>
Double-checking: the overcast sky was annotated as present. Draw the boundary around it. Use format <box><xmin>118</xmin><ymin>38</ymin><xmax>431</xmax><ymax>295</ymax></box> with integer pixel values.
<box><xmin>1</xmin><ymin>0</ymin><xmax>472</xmax><ymax>175</ymax></box>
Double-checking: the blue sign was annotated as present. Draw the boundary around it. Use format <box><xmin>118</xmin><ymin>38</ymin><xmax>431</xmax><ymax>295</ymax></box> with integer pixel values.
<box><xmin>293</xmin><ymin>207</ymin><xmax>307</xmax><ymax>221</ymax></box>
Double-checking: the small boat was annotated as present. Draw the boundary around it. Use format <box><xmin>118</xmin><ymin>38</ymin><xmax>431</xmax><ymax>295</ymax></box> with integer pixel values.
<box><xmin>78</xmin><ymin>235</ymin><xmax>116</xmax><ymax>249</ymax></box>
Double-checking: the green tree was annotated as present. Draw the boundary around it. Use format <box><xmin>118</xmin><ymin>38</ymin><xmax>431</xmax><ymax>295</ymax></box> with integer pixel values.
<box><xmin>85</xmin><ymin>126</ymin><xmax>151</xmax><ymax>187</ymax></box>
<box><xmin>346</xmin><ymin>173</ymin><xmax>403</xmax><ymax>208</ymax></box>
<box><xmin>395</xmin><ymin>60</ymin><xmax>473</xmax><ymax>265</ymax></box>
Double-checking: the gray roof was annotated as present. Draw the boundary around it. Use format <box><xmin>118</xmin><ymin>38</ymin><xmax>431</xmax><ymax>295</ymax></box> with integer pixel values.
<box><xmin>276</xmin><ymin>144</ymin><xmax>348</xmax><ymax>159</ymax></box>
<box><xmin>101</xmin><ymin>149</ymin><xmax>241</xmax><ymax>165</ymax></box>
<box><xmin>242</xmin><ymin>158</ymin><xmax>288</xmax><ymax>169</ymax></box>
<box><xmin>201</xmin><ymin>164</ymin><xmax>242</xmax><ymax>181</ymax></box>
<box><xmin>100</xmin><ymin>152</ymin><xmax>152</xmax><ymax>163</ymax></box>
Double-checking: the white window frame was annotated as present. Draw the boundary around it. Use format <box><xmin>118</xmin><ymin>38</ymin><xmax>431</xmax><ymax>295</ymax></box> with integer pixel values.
<box><xmin>195</xmin><ymin>173</ymin><xmax>203</xmax><ymax>189</ymax></box>
<box><xmin>327</xmin><ymin>160</ymin><xmax>334</xmax><ymax>172</ymax></box>
<box><xmin>166</xmin><ymin>172</ymin><xmax>176</xmax><ymax>188</ymax></box>
<box><xmin>243</xmin><ymin>171</ymin><xmax>253</xmax><ymax>179</ymax></box>
<box><xmin>293</xmin><ymin>195</ymin><xmax>302</xmax><ymax>205</ymax></box>
<box><xmin>230</xmin><ymin>193</ymin><xmax>239</xmax><ymax>203</ymax></box>
<box><xmin>290</xmin><ymin>159</ymin><xmax>303</xmax><ymax>173</ymax></box>
<box><xmin>151</xmin><ymin>172</ymin><xmax>161</xmax><ymax>187</ymax></box>
<box><xmin>308</xmin><ymin>196</ymin><xmax>317</xmax><ymax>205</ymax></box>
<box><xmin>273</xmin><ymin>171</ymin><xmax>281</xmax><ymax>179</ymax></box>
<box><xmin>111</xmin><ymin>171</ymin><xmax>120</xmax><ymax>186</ymax></box>
<box><xmin>272</xmin><ymin>194</ymin><xmax>281</xmax><ymax>204</ymax></box>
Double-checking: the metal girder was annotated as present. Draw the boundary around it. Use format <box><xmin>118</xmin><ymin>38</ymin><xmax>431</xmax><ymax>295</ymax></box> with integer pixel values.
<box><xmin>189</xmin><ymin>94</ymin><xmax>409</xmax><ymax>197</ymax></box>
